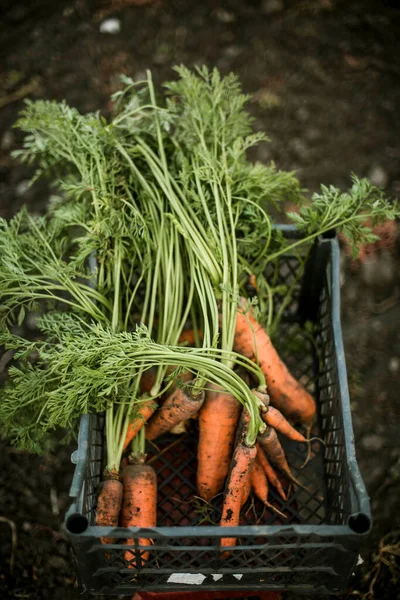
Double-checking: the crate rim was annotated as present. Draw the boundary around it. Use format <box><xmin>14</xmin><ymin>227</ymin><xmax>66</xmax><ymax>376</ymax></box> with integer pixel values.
<box><xmin>65</xmin><ymin>521</ymin><xmax>365</xmax><ymax>540</ymax></box>
<box><xmin>65</xmin><ymin>227</ymin><xmax>372</xmax><ymax>541</ymax></box>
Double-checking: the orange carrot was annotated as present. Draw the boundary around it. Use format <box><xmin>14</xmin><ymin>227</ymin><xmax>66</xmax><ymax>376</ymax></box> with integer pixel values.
<box><xmin>263</xmin><ymin>406</ymin><xmax>306</xmax><ymax>442</ymax></box>
<box><xmin>166</xmin><ymin>364</ymin><xmax>193</xmax><ymax>379</ymax></box>
<box><xmin>139</xmin><ymin>367</ymin><xmax>157</xmax><ymax>395</ymax></box>
<box><xmin>164</xmin><ymin>369</ymin><xmax>194</xmax><ymax>426</ymax></box>
<box><xmin>258</xmin><ymin>427</ymin><xmax>307</xmax><ymax>492</ymax></box>
<box><xmin>121</xmin><ymin>461</ymin><xmax>157</xmax><ymax>568</ymax></box>
<box><xmin>252</xmin><ymin>394</ymin><xmax>306</xmax><ymax>442</ymax></box>
<box><xmin>145</xmin><ymin>386</ymin><xmax>205</xmax><ymax>441</ymax></box>
<box><xmin>159</xmin><ymin>371</ymin><xmax>195</xmax><ymax>435</ymax></box>
<box><xmin>251</xmin><ymin>456</ymin><xmax>286</xmax><ymax>519</ymax></box>
<box><xmin>241</xmin><ymin>474</ymin><xmax>252</xmax><ymax>508</ymax></box>
<box><xmin>251</xmin><ymin>455</ymin><xmax>269</xmax><ymax>501</ymax></box>
<box><xmin>168</xmin><ymin>369</ymin><xmax>194</xmax><ymax>391</ymax></box>
<box><xmin>236</xmin><ymin>408</ymin><xmax>253</xmax><ymax>509</ymax></box>
<box><xmin>123</xmin><ymin>399</ymin><xmax>156</xmax><ymax>452</ymax></box>
<box><xmin>165</xmin><ymin>366</ymin><xmax>194</xmax><ymax>394</ymax></box>
<box><xmin>197</xmin><ymin>384</ymin><xmax>241</xmax><ymax>501</ymax></box>
<box><xmin>234</xmin><ymin>298</ymin><xmax>316</xmax><ymax>424</ymax></box>
<box><xmin>237</xmin><ymin>405</ymin><xmax>251</xmax><ymax>434</ymax></box>
<box><xmin>178</xmin><ymin>329</ymin><xmax>203</xmax><ymax>345</ymax></box>
<box><xmin>95</xmin><ymin>473</ymin><xmax>123</xmax><ymax>544</ymax></box>
<box><xmin>220</xmin><ymin>441</ymin><xmax>257</xmax><ymax>553</ymax></box>
<box><xmin>256</xmin><ymin>444</ymin><xmax>286</xmax><ymax>501</ymax></box>
<box><xmin>257</xmin><ymin>426</ymin><xmax>292</xmax><ymax>479</ymax></box>
<box><xmin>249</xmin><ymin>273</ymin><xmax>258</xmax><ymax>291</ymax></box>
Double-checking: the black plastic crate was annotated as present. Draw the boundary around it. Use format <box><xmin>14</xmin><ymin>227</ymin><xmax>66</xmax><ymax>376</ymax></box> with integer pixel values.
<box><xmin>65</xmin><ymin>230</ymin><xmax>371</xmax><ymax>596</ymax></box>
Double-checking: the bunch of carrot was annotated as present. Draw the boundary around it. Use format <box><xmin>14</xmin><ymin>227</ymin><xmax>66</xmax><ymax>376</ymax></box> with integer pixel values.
<box><xmin>94</xmin><ymin>299</ymin><xmax>315</xmax><ymax>563</ymax></box>
<box><xmin>4</xmin><ymin>65</ymin><xmax>397</xmax><ymax>569</ymax></box>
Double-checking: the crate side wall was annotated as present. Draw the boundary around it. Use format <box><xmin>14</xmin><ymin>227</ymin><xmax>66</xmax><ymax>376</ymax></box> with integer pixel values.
<box><xmin>315</xmin><ymin>256</ymin><xmax>352</xmax><ymax>525</ymax></box>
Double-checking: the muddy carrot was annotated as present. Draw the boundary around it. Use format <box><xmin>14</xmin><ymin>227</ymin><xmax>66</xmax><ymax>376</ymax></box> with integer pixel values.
<box><xmin>251</xmin><ymin>455</ymin><xmax>286</xmax><ymax>518</ymax></box>
<box><xmin>234</xmin><ymin>298</ymin><xmax>316</xmax><ymax>423</ymax></box>
<box><xmin>241</xmin><ymin>473</ymin><xmax>252</xmax><ymax>508</ymax></box>
<box><xmin>256</xmin><ymin>444</ymin><xmax>286</xmax><ymax>501</ymax></box>
<box><xmin>167</xmin><ymin>370</ymin><xmax>195</xmax><ymax>434</ymax></box>
<box><xmin>258</xmin><ymin>427</ymin><xmax>307</xmax><ymax>491</ymax></box>
<box><xmin>197</xmin><ymin>383</ymin><xmax>241</xmax><ymax>501</ymax></box>
<box><xmin>139</xmin><ymin>367</ymin><xmax>157</xmax><ymax>395</ymax></box>
<box><xmin>121</xmin><ymin>461</ymin><xmax>157</xmax><ymax>568</ymax></box>
<box><xmin>145</xmin><ymin>386</ymin><xmax>205</xmax><ymax>441</ymax></box>
<box><xmin>95</xmin><ymin>472</ymin><xmax>123</xmax><ymax>544</ymax></box>
<box><xmin>178</xmin><ymin>329</ymin><xmax>203</xmax><ymax>345</ymax></box>
<box><xmin>257</xmin><ymin>427</ymin><xmax>292</xmax><ymax>479</ymax></box>
<box><xmin>253</xmin><ymin>393</ymin><xmax>306</xmax><ymax>442</ymax></box>
<box><xmin>220</xmin><ymin>441</ymin><xmax>257</xmax><ymax>554</ymax></box>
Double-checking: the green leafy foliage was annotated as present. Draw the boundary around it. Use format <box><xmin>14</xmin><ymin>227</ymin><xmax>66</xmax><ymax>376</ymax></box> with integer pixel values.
<box><xmin>0</xmin><ymin>313</ymin><xmax>264</xmax><ymax>452</ymax></box>
<box><xmin>286</xmin><ymin>176</ymin><xmax>398</xmax><ymax>258</ymax></box>
<box><xmin>0</xmin><ymin>66</ymin><xmax>398</xmax><ymax>458</ymax></box>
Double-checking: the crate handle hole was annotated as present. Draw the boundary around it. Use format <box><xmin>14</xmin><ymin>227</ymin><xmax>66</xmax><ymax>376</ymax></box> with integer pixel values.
<box><xmin>66</xmin><ymin>513</ymin><xmax>89</xmax><ymax>535</ymax></box>
<box><xmin>348</xmin><ymin>512</ymin><xmax>371</xmax><ymax>535</ymax></box>
<box><xmin>321</xmin><ymin>229</ymin><xmax>336</xmax><ymax>239</ymax></box>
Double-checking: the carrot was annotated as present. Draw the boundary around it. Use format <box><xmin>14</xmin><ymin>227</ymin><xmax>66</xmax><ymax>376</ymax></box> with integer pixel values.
<box><xmin>234</xmin><ymin>298</ymin><xmax>316</xmax><ymax>424</ymax></box>
<box><xmin>258</xmin><ymin>427</ymin><xmax>307</xmax><ymax>491</ymax></box>
<box><xmin>251</xmin><ymin>455</ymin><xmax>269</xmax><ymax>501</ymax></box>
<box><xmin>167</xmin><ymin>370</ymin><xmax>195</xmax><ymax>434</ymax></box>
<box><xmin>253</xmin><ymin>394</ymin><xmax>306</xmax><ymax>443</ymax></box>
<box><xmin>123</xmin><ymin>399</ymin><xmax>156</xmax><ymax>452</ymax></box>
<box><xmin>95</xmin><ymin>472</ymin><xmax>123</xmax><ymax>544</ymax></box>
<box><xmin>237</xmin><ymin>405</ymin><xmax>251</xmax><ymax>434</ymax></box>
<box><xmin>257</xmin><ymin>426</ymin><xmax>292</xmax><ymax>479</ymax></box>
<box><xmin>251</xmin><ymin>455</ymin><xmax>286</xmax><ymax>519</ymax></box>
<box><xmin>178</xmin><ymin>329</ymin><xmax>203</xmax><ymax>345</ymax></box>
<box><xmin>249</xmin><ymin>273</ymin><xmax>258</xmax><ymax>291</ymax></box>
<box><xmin>139</xmin><ymin>367</ymin><xmax>157</xmax><ymax>395</ymax></box>
<box><xmin>241</xmin><ymin>474</ymin><xmax>252</xmax><ymax>508</ymax></box>
<box><xmin>263</xmin><ymin>406</ymin><xmax>306</xmax><ymax>442</ymax></box>
<box><xmin>168</xmin><ymin>369</ymin><xmax>194</xmax><ymax>393</ymax></box>
<box><xmin>220</xmin><ymin>441</ymin><xmax>257</xmax><ymax>554</ymax></box>
<box><xmin>145</xmin><ymin>386</ymin><xmax>205</xmax><ymax>441</ymax></box>
<box><xmin>235</xmin><ymin>408</ymin><xmax>255</xmax><ymax>509</ymax></box>
<box><xmin>197</xmin><ymin>383</ymin><xmax>241</xmax><ymax>501</ymax></box>
<box><xmin>237</xmin><ymin>408</ymin><xmax>253</xmax><ymax>509</ymax></box>
<box><xmin>121</xmin><ymin>461</ymin><xmax>157</xmax><ymax>568</ymax></box>
<box><xmin>166</xmin><ymin>365</ymin><xmax>194</xmax><ymax>386</ymax></box>
<box><xmin>256</xmin><ymin>444</ymin><xmax>286</xmax><ymax>501</ymax></box>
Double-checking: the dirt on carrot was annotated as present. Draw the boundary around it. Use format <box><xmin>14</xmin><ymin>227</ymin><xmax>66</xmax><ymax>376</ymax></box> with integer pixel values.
<box><xmin>95</xmin><ymin>473</ymin><xmax>123</xmax><ymax>545</ymax></box>
<box><xmin>256</xmin><ymin>443</ymin><xmax>287</xmax><ymax>501</ymax></box>
<box><xmin>197</xmin><ymin>383</ymin><xmax>242</xmax><ymax>501</ymax></box>
<box><xmin>121</xmin><ymin>461</ymin><xmax>157</xmax><ymax>568</ymax></box>
<box><xmin>145</xmin><ymin>386</ymin><xmax>205</xmax><ymax>441</ymax></box>
<box><xmin>220</xmin><ymin>441</ymin><xmax>257</xmax><ymax>554</ymax></box>
<box><xmin>251</xmin><ymin>455</ymin><xmax>287</xmax><ymax>519</ymax></box>
<box><xmin>257</xmin><ymin>427</ymin><xmax>292</xmax><ymax>480</ymax></box>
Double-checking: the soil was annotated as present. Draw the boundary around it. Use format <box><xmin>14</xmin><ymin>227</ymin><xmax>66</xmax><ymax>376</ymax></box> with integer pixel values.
<box><xmin>0</xmin><ymin>0</ymin><xmax>399</xmax><ymax>598</ymax></box>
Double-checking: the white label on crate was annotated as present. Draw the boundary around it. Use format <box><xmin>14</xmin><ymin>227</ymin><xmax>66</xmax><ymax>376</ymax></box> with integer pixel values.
<box><xmin>233</xmin><ymin>574</ymin><xmax>243</xmax><ymax>580</ymax></box>
<box><xmin>212</xmin><ymin>574</ymin><xmax>223</xmax><ymax>581</ymax></box>
<box><xmin>167</xmin><ymin>573</ymin><xmax>206</xmax><ymax>585</ymax></box>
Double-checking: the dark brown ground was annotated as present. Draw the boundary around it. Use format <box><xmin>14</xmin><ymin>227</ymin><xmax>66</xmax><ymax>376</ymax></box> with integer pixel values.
<box><xmin>0</xmin><ymin>0</ymin><xmax>399</xmax><ymax>598</ymax></box>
